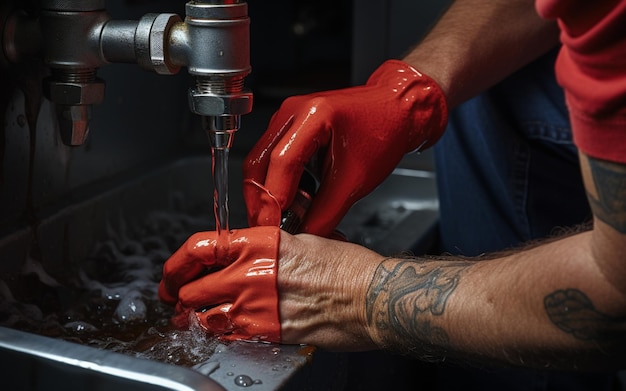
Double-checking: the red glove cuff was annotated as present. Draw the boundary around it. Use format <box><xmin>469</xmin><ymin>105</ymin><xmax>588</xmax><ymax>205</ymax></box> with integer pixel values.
<box><xmin>367</xmin><ymin>59</ymin><xmax>449</xmax><ymax>153</ymax></box>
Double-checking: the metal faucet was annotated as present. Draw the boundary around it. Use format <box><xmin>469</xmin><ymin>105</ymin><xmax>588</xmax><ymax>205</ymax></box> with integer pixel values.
<box><xmin>0</xmin><ymin>0</ymin><xmax>252</xmax><ymax>147</ymax></box>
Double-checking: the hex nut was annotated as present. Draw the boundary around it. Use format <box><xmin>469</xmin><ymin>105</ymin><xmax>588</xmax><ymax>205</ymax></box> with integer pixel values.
<box><xmin>149</xmin><ymin>13</ymin><xmax>182</xmax><ymax>75</ymax></box>
<box><xmin>57</xmin><ymin>105</ymin><xmax>91</xmax><ymax>146</ymax></box>
<box><xmin>44</xmin><ymin>79</ymin><xmax>105</xmax><ymax>105</ymax></box>
<box><xmin>188</xmin><ymin>91</ymin><xmax>252</xmax><ymax>116</ymax></box>
<box><xmin>62</xmin><ymin>104</ymin><xmax>92</xmax><ymax>121</ymax></box>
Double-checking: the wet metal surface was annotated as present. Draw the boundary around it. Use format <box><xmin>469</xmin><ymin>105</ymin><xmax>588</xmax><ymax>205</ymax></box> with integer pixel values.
<box><xmin>338</xmin><ymin>166</ymin><xmax>438</xmax><ymax>256</ymax></box>
<box><xmin>198</xmin><ymin>343</ymin><xmax>310</xmax><ymax>390</ymax></box>
<box><xmin>0</xmin><ymin>325</ymin><xmax>313</xmax><ymax>391</ymax></box>
<box><xmin>0</xmin><ymin>326</ymin><xmax>226</xmax><ymax>391</ymax></box>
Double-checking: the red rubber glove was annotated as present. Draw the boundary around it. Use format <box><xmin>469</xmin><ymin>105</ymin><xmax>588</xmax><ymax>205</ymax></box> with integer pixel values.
<box><xmin>242</xmin><ymin>178</ymin><xmax>281</xmax><ymax>227</ymax></box>
<box><xmin>158</xmin><ymin>226</ymin><xmax>281</xmax><ymax>342</ymax></box>
<box><xmin>243</xmin><ymin>59</ymin><xmax>448</xmax><ymax>237</ymax></box>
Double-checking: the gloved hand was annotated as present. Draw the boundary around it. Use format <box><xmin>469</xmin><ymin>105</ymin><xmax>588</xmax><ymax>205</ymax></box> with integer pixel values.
<box><xmin>158</xmin><ymin>226</ymin><xmax>281</xmax><ymax>342</ymax></box>
<box><xmin>244</xmin><ymin>59</ymin><xmax>448</xmax><ymax>237</ymax></box>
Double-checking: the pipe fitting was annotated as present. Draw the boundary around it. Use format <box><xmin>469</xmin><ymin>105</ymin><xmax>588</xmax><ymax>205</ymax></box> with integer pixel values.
<box><xmin>188</xmin><ymin>91</ymin><xmax>252</xmax><ymax>117</ymax></box>
<box><xmin>184</xmin><ymin>1</ymin><xmax>253</xmax><ymax>139</ymax></box>
<box><xmin>2</xmin><ymin>0</ymin><xmax>253</xmax><ymax>147</ymax></box>
<box><xmin>56</xmin><ymin>105</ymin><xmax>92</xmax><ymax>146</ymax></box>
<box><xmin>42</xmin><ymin>69</ymin><xmax>104</xmax><ymax>146</ymax></box>
<box><xmin>135</xmin><ymin>13</ymin><xmax>182</xmax><ymax>75</ymax></box>
<box><xmin>184</xmin><ymin>1</ymin><xmax>250</xmax><ymax>77</ymax></box>
<box><xmin>44</xmin><ymin>77</ymin><xmax>105</xmax><ymax>106</ymax></box>
<box><xmin>39</xmin><ymin>9</ymin><xmax>109</xmax><ymax>70</ymax></box>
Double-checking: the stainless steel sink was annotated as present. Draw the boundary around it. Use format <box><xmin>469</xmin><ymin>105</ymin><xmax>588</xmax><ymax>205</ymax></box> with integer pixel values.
<box><xmin>339</xmin><ymin>166</ymin><xmax>439</xmax><ymax>256</ymax></box>
<box><xmin>0</xmin><ymin>154</ymin><xmax>438</xmax><ymax>390</ymax></box>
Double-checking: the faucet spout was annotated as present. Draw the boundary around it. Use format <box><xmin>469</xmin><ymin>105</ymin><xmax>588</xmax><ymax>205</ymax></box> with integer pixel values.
<box><xmin>183</xmin><ymin>0</ymin><xmax>253</xmax><ymax>143</ymax></box>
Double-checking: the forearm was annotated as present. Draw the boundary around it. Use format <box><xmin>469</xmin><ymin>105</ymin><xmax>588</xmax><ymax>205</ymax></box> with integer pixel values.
<box><xmin>404</xmin><ymin>0</ymin><xmax>559</xmax><ymax>108</ymax></box>
<box><xmin>366</xmin><ymin>231</ymin><xmax>626</xmax><ymax>370</ymax></box>
<box><xmin>277</xmin><ymin>157</ymin><xmax>626</xmax><ymax>369</ymax></box>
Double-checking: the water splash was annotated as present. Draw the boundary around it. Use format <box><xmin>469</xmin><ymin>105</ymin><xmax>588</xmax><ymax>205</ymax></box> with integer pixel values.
<box><xmin>0</xmin><ymin>207</ymin><xmax>220</xmax><ymax>367</ymax></box>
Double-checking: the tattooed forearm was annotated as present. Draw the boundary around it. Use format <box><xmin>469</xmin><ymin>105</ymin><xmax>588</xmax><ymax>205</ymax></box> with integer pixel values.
<box><xmin>366</xmin><ymin>257</ymin><xmax>472</xmax><ymax>359</ymax></box>
<box><xmin>544</xmin><ymin>288</ymin><xmax>626</xmax><ymax>343</ymax></box>
<box><xmin>586</xmin><ymin>157</ymin><xmax>626</xmax><ymax>233</ymax></box>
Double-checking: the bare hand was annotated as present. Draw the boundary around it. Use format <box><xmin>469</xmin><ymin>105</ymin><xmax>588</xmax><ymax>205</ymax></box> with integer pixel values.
<box><xmin>277</xmin><ymin>231</ymin><xmax>384</xmax><ymax>350</ymax></box>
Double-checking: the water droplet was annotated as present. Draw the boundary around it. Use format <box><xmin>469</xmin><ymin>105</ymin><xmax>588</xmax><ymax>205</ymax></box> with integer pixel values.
<box><xmin>271</xmin><ymin>347</ymin><xmax>280</xmax><ymax>355</ymax></box>
<box><xmin>226</xmin><ymin>372</ymin><xmax>234</xmax><ymax>376</ymax></box>
<box><xmin>234</xmin><ymin>374</ymin><xmax>254</xmax><ymax>387</ymax></box>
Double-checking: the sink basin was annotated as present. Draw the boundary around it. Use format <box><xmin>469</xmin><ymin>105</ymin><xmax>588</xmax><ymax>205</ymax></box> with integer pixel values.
<box><xmin>0</xmin><ymin>155</ymin><xmax>438</xmax><ymax>390</ymax></box>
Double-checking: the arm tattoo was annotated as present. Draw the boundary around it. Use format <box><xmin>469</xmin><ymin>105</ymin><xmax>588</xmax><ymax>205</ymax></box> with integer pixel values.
<box><xmin>544</xmin><ymin>288</ymin><xmax>626</xmax><ymax>343</ymax></box>
<box><xmin>587</xmin><ymin>157</ymin><xmax>626</xmax><ymax>233</ymax></box>
<box><xmin>366</xmin><ymin>257</ymin><xmax>471</xmax><ymax>359</ymax></box>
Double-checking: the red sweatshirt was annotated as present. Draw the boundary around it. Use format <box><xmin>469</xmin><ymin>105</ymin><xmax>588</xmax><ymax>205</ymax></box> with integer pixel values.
<box><xmin>536</xmin><ymin>0</ymin><xmax>626</xmax><ymax>164</ymax></box>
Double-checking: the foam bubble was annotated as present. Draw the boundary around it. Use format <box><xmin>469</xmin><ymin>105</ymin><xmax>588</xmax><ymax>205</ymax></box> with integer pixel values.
<box><xmin>114</xmin><ymin>290</ymin><xmax>147</xmax><ymax>323</ymax></box>
<box><xmin>0</xmin><ymin>207</ymin><xmax>220</xmax><ymax>366</ymax></box>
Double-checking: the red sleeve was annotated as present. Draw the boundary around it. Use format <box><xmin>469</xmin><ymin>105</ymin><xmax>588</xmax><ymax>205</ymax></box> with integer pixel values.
<box><xmin>536</xmin><ymin>0</ymin><xmax>626</xmax><ymax>164</ymax></box>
